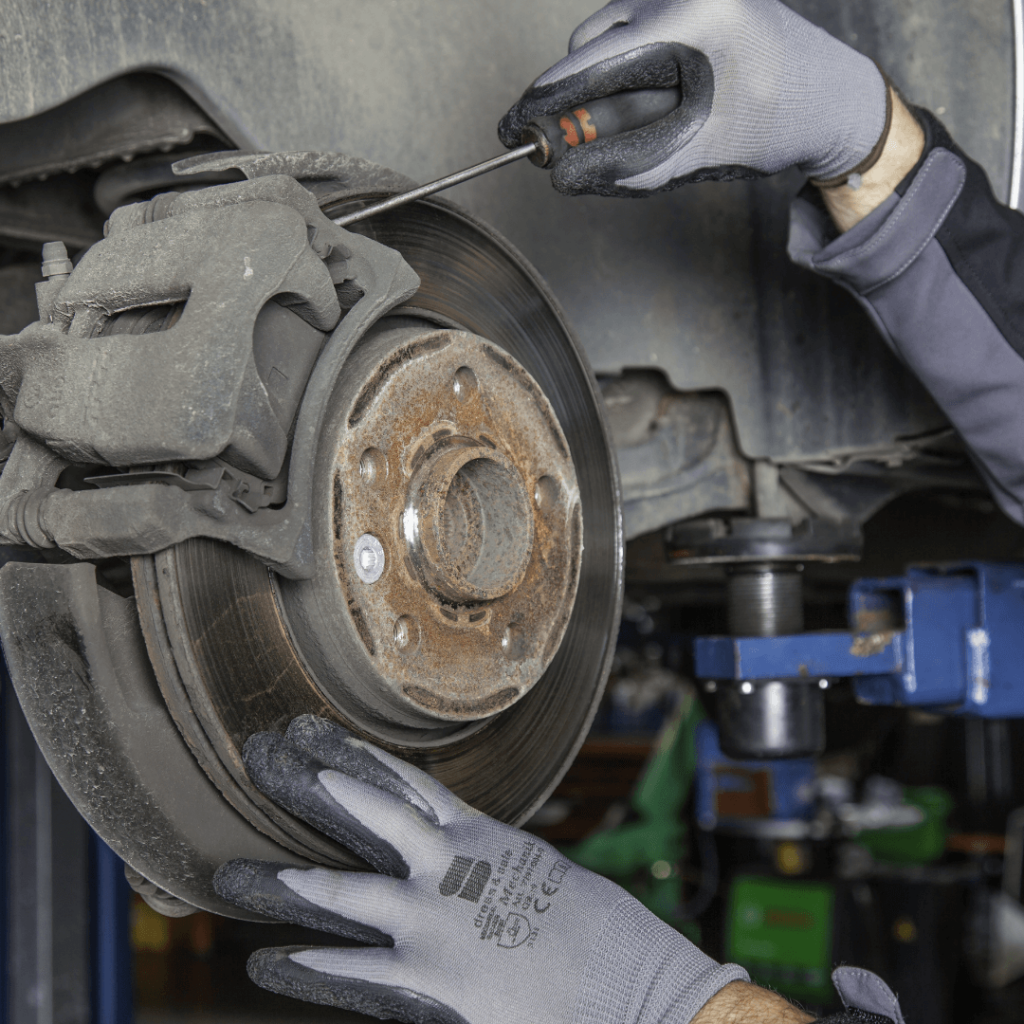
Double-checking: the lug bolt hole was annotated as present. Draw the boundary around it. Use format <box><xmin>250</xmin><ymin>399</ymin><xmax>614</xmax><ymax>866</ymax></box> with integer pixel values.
<box><xmin>394</xmin><ymin>615</ymin><xmax>419</xmax><ymax>650</ymax></box>
<box><xmin>534</xmin><ymin>475</ymin><xmax>559</xmax><ymax>511</ymax></box>
<box><xmin>359</xmin><ymin>447</ymin><xmax>388</xmax><ymax>486</ymax></box>
<box><xmin>501</xmin><ymin>623</ymin><xmax>527</xmax><ymax>659</ymax></box>
<box><xmin>452</xmin><ymin>366</ymin><xmax>478</xmax><ymax>403</ymax></box>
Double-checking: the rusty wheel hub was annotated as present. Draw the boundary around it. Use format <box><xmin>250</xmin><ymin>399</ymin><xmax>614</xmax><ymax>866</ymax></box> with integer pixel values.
<box><xmin>129</xmin><ymin>189</ymin><xmax>622</xmax><ymax>898</ymax></box>
<box><xmin>308</xmin><ymin>321</ymin><xmax>582</xmax><ymax>728</ymax></box>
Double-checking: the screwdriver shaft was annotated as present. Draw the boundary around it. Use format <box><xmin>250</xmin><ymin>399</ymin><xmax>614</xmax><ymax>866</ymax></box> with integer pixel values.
<box><xmin>332</xmin><ymin>142</ymin><xmax>538</xmax><ymax>228</ymax></box>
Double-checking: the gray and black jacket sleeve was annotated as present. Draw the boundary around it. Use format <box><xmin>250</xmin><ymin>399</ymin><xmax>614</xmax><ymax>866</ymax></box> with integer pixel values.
<box><xmin>789</xmin><ymin>108</ymin><xmax>1024</xmax><ymax>525</ymax></box>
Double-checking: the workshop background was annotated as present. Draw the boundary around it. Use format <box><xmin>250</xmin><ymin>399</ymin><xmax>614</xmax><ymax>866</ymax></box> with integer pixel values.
<box><xmin>1</xmin><ymin>0</ymin><xmax>1024</xmax><ymax>1023</ymax></box>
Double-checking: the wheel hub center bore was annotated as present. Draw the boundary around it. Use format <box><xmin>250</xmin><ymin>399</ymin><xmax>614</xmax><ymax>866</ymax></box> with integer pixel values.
<box><xmin>407</xmin><ymin>442</ymin><xmax>534</xmax><ymax>603</ymax></box>
<box><xmin>299</xmin><ymin>321</ymin><xmax>584</xmax><ymax>732</ymax></box>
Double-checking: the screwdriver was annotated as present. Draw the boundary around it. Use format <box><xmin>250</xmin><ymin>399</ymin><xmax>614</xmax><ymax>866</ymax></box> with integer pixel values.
<box><xmin>332</xmin><ymin>86</ymin><xmax>681</xmax><ymax>228</ymax></box>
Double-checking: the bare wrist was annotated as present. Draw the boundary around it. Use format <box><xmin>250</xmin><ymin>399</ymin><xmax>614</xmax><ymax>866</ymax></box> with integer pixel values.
<box><xmin>692</xmin><ymin>981</ymin><xmax>815</xmax><ymax>1024</ymax></box>
<box><xmin>817</xmin><ymin>86</ymin><xmax>926</xmax><ymax>233</ymax></box>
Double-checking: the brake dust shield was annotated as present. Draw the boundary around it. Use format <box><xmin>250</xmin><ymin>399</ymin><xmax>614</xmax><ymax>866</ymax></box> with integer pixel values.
<box><xmin>120</xmin><ymin>190</ymin><xmax>622</xmax><ymax>901</ymax></box>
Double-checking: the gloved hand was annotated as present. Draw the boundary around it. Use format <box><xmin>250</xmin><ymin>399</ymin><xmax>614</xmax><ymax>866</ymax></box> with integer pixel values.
<box><xmin>215</xmin><ymin>714</ymin><xmax>748</xmax><ymax>1024</ymax></box>
<box><xmin>498</xmin><ymin>0</ymin><xmax>891</xmax><ymax>197</ymax></box>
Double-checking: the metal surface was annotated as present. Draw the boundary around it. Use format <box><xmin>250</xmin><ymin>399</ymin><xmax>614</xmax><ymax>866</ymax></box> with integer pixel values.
<box><xmin>852</xmin><ymin>564</ymin><xmax>1024</xmax><ymax>717</ymax></box>
<box><xmin>309</xmin><ymin>321</ymin><xmax>582</xmax><ymax>727</ymax></box>
<box><xmin>695</xmin><ymin>632</ymin><xmax>902</xmax><ymax>682</ymax></box>
<box><xmin>714</xmin><ymin>563</ymin><xmax>825</xmax><ymax>759</ymax></box>
<box><xmin>0</xmin><ymin>145</ymin><xmax>620</xmax><ymax>908</ymax></box>
<box><xmin>666</xmin><ymin>515</ymin><xmax>863</xmax><ymax>564</ymax></box>
<box><xmin>120</xmin><ymin>175</ymin><xmax>621</xmax><ymax>882</ymax></box>
<box><xmin>353</xmin><ymin>533</ymin><xmax>386</xmax><ymax>585</ymax></box>
<box><xmin>0</xmin><ymin>560</ymin><xmax>311</xmax><ymax>916</ymax></box>
<box><xmin>332</xmin><ymin>143</ymin><xmax>537</xmax><ymax>227</ymax></box>
<box><xmin>716</xmin><ymin>679</ymin><xmax>826</xmax><ymax>761</ymax></box>
<box><xmin>726</xmin><ymin>567</ymin><xmax>804</xmax><ymax>637</ymax></box>
<box><xmin>600</xmin><ymin>374</ymin><xmax>750</xmax><ymax>541</ymax></box>
<box><xmin>696</xmin><ymin>562</ymin><xmax>1024</xmax><ymax>719</ymax></box>
<box><xmin>694</xmin><ymin>720</ymin><xmax>817</xmax><ymax>832</ymax></box>
<box><xmin>0</xmin><ymin>175</ymin><xmax>421</xmax><ymax>576</ymax></box>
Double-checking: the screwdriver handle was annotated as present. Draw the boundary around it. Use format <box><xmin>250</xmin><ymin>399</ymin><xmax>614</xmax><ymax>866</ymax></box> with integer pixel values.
<box><xmin>332</xmin><ymin>87</ymin><xmax>683</xmax><ymax>229</ymax></box>
<box><xmin>522</xmin><ymin>87</ymin><xmax>682</xmax><ymax>169</ymax></box>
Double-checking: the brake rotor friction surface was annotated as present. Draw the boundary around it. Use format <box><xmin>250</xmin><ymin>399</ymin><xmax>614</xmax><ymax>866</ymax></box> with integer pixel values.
<box><xmin>328</xmin><ymin>325</ymin><xmax>582</xmax><ymax>724</ymax></box>
<box><xmin>133</xmin><ymin>191</ymin><xmax>622</xmax><ymax>835</ymax></box>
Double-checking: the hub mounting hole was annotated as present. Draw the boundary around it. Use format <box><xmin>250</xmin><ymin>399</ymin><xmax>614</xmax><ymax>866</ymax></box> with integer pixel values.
<box><xmin>442</xmin><ymin>458</ymin><xmax>530</xmax><ymax>593</ymax></box>
<box><xmin>452</xmin><ymin>366</ymin><xmax>478</xmax><ymax>403</ymax></box>
<box><xmin>359</xmin><ymin>447</ymin><xmax>388</xmax><ymax>486</ymax></box>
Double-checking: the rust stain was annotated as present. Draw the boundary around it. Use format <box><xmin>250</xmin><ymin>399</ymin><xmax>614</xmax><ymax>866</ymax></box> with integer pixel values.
<box><xmin>482</xmin><ymin>344</ymin><xmax>568</xmax><ymax>459</ymax></box>
<box><xmin>330</xmin><ymin>327</ymin><xmax>581</xmax><ymax>722</ymax></box>
<box><xmin>403</xmin><ymin>684</ymin><xmax>519</xmax><ymax>717</ymax></box>
<box><xmin>349</xmin><ymin>333</ymin><xmax>449</xmax><ymax>428</ymax></box>
<box><xmin>853</xmin><ymin>608</ymin><xmax>897</xmax><ymax>634</ymax></box>
<box><xmin>850</xmin><ymin>630</ymin><xmax>896</xmax><ymax>657</ymax></box>
<box><xmin>332</xmin><ymin>471</ymin><xmax>344</xmax><ymax>540</ymax></box>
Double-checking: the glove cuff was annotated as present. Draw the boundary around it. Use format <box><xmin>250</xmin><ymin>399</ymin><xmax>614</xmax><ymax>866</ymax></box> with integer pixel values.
<box><xmin>810</xmin><ymin>68</ymin><xmax>894</xmax><ymax>189</ymax></box>
<box><xmin>571</xmin><ymin>895</ymin><xmax>749</xmax><ymax>1024</ymax></box>
<box><xmin>811</xmin><ymin>1013</ymin><xmax>894</xmax><ymax>1024</ymax></box>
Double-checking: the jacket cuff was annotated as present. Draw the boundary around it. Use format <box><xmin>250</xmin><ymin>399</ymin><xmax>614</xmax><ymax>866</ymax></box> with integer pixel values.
<box><xmin>788</xmin><ymin>115</ymin><xmax>966</xmax><ymax>295</ymax></box>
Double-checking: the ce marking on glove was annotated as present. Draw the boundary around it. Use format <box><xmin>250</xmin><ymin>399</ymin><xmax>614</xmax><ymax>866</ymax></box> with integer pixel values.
<box><xmin>535</xmin><ymin>858</ymin><xmax>570</xmax><ymax>912</ymax></box>
<box><xmin>467</xmin><ymin>840</ymin><xmax>558</xmax><ymax>949</ymax></box>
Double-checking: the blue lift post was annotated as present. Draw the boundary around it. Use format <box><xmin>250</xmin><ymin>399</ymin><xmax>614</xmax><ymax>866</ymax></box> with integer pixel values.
<box><xmin>695</xmin><ymin>562</ymin><xmax>1024</xmax><ymax>717</ymax></box>
<box><xmin>90</xmin><ymin>835</ymin><xmax>134</xmax><ymax>1024</ymax></box>
<box><xmin>1</xmin><ymin>655</ymin><xmax>133</xmax><ymax>1024</ymax></box>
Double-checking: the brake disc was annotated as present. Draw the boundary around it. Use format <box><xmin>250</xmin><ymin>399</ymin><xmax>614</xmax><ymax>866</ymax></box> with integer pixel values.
<box><xmin>131</xmin><ymin>189</ymin><xmax>623</xmax><ymax>869</ymax></box>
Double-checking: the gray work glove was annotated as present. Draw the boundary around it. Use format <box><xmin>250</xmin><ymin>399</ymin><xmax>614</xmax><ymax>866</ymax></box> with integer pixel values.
<box><xmin>498</xmin><ymin>0</ymin><xmax>890</xmax><ymax>196</ymax></box>
<box><xmin>215</xmin><ymin>715</ymin><xmax>748</xmax><ymax>1024</ymax></box>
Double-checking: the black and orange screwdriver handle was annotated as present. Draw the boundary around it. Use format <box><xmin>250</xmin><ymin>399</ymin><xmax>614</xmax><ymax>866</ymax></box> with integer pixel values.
<box><xmin>332</xmin><ymin>87</ymin><xmax>683</xmax><ymax>228</ymax></box>
<box><xmin>521</xmin><ymin>87</ymin><xmax>682</xmax><ymax>168</ymax></box>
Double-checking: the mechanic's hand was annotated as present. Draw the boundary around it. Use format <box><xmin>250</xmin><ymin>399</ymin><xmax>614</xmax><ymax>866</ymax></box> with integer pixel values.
<box><xmin>498</xmin><ymin>0</ymin><xmax>890</xmax><ymax>196</ymax></box>
<box><xmin>215</xmin><ymin>714</ymin><xmax>747</xmax><ymax>1024</ymax></box>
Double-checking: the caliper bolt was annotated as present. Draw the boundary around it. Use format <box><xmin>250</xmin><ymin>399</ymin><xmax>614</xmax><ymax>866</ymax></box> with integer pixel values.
<box><xmin>36</xmin><ymin>240</ymin><xmax>74</xmax><ymax>322</ymax></box>
<box><xmin>353</xmin><ymin>533</ymin><xmax>385</xmax><ymax>584</ymax></box>
<box><xmin>41</xmin><ymin>241</ymin><xmax>73</xmax><ymax>279</ymax></box>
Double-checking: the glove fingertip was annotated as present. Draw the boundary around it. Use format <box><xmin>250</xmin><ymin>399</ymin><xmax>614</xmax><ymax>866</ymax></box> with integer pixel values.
<box><xmin>241</xmin><ymin>730</ymin><xmax>288</xmax><ymax>777</ymax></box>
<box><xmin>497</xmin><ymin>109</ymin><xmax>524</xmax><ymax>149</ymax></box>
<box><xmin>213</xmin><ymin>857</ymin><xmax>268</xmax><ymax>903</ymax></box>
<box><xmin>247</xmin><ymin>947</ymin><xmax>469</xmax><ymax>1024</ymax></box>
<box><xmin>215</xmin><ymin>859</ymin><xmax>314</xmax><ymax>914</ymax></box>
<box><xmin>285</xmin><ymin>714</ymin><xmax>350</xmax><ymax>750</ymax></box>
<box><xmin>242</xmin><ymin>733</ymin><xmax>321</xmax><ymax>813</ymax></box>
<box><xmin>219</xmin><ymin>863</ymin><xmax>394</xmax><ymax>946</ymax></box>
<box><xmin>241</xmin><ymin>732</ymin><xmax>411</xmax><ymax>879</ymax></box>
<box><xmin>246</xmin><ymin>946</ymin><xmax>293</xmax><ymax>989</ymax></box>
<box><xmin>245</xmin><ymin>948</ymin><xmax>355</xmax><ymax>1013</ymax></box>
